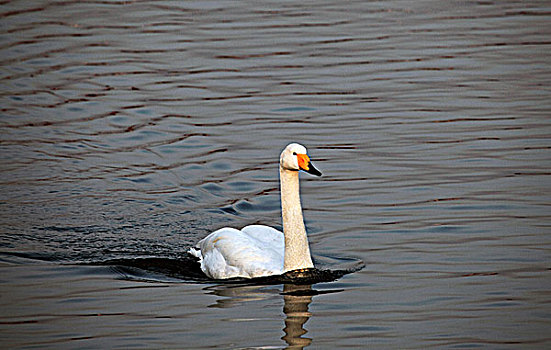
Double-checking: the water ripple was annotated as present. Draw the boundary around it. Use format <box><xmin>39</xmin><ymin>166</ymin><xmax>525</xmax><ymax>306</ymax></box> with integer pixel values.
<box><xmin>1</xmin><ymin>0</ymin><xmax>550</xmax><ymax>348</ymax></box>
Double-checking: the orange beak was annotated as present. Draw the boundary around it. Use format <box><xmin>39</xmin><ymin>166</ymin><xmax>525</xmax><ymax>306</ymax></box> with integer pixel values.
<box><xmin>297</xmin><ymin>153</ymin><xmax>310</xmax><ymax>171</ymax></box>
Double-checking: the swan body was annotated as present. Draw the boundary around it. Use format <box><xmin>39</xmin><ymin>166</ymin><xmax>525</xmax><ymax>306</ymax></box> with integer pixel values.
<box><xmin>190</xmin><ymin>225</ymin><xmax>284</xmax><ymax>279</ymax></box>
<box><xmin>190</xmin><ymin>143</ymin><xmax>322</xmax><ymax>279</ymax></box>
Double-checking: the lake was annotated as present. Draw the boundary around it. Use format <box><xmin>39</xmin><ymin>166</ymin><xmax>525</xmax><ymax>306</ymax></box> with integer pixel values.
<box><xmin>1</xmin><ymin>0</ymin><xmax>550</xmax><ymax>348</ymax></box>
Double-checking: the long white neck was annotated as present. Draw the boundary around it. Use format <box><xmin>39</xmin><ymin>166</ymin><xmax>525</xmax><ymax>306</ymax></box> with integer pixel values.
<box><xmin>280</xmin><ymin>165</ymin><xmax>314</xmax><ymax>272</ymax></box>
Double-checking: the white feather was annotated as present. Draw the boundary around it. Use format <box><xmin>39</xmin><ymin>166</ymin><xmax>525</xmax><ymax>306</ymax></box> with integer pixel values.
<box><xmin>194</xmin><ymin>225</ymin><xmax>284</xmax><ymax>279</ymax></box>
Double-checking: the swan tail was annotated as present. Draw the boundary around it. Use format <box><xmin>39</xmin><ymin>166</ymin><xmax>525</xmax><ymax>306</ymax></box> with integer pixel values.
<box><xmin>188</xmin><ymin>247</ymin><xmax>202</xmax><ymax>259</ymax></box>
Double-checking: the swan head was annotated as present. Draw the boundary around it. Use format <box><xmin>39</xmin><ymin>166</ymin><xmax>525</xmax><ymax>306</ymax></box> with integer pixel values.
<box><xmin>280</xmin><ymin>143</ymin><xmax>322</xmax><ymax>176</ymax></box>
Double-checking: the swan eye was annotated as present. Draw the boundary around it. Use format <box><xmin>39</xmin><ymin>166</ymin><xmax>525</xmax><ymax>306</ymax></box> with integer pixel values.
<box><xmin>292</xmin><ymin>152</ymin><xmax>297</xmax><ymax>156</ymax></box>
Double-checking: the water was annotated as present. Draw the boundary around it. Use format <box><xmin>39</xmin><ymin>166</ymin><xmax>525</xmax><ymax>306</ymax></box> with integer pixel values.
<box><xmin>1</xmin><ymin>0</ymin><xmax>550</xmax><ymax>348</ymax></box>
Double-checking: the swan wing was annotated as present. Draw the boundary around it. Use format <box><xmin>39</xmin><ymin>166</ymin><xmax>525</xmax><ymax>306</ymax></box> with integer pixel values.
<box><xmin>196</xmin><ymin>226</ymin><xmax>284</xmax><ymax>279</ymax></box>
<box><xmin>241</xmin><ymin>225</ymin><xmax>284</xmax><ymax>249</ymax></box>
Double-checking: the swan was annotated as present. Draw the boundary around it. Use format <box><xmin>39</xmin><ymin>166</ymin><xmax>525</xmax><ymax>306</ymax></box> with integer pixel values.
<box><xmin>190</xmin><ymin>143</ymin><xmax>322</xmax><ymax>279</ymax></box>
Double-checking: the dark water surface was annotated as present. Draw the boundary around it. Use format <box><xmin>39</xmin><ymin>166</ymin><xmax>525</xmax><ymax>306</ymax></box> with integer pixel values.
<box><xmin>1</xmin><ymin>0</ymin><xmax>550</xmax><ymax>348</ymax></box>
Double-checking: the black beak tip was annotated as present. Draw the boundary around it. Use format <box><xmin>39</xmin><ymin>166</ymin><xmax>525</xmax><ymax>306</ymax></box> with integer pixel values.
<box><xmin>307</xmin><ymin>162</ymin><xmax>322</xmax><ymax>177</ymax></box>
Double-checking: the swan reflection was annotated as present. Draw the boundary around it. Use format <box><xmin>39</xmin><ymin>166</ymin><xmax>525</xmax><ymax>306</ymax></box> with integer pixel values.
<box><xmin>206</xmin><ymin>283</ymin><xmax>334</xmax><ymax>349</ymax></box>
<box><xmin>281</xmin><ymin>284</ymin><xmax>313</xmax><ymax>349</ymax></box>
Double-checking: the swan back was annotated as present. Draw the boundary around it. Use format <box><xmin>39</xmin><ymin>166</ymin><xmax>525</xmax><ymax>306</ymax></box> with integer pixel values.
<box><xmin>195</xmin><ymin>225</ymin><xmax>284</xmax><ymax>279</ymax></box>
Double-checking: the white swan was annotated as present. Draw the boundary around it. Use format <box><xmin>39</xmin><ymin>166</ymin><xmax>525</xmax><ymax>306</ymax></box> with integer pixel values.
<box><xmin>190</xmin><ymin>143</ymin><xmax>322</xmax><ymax>279</ymax></box>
